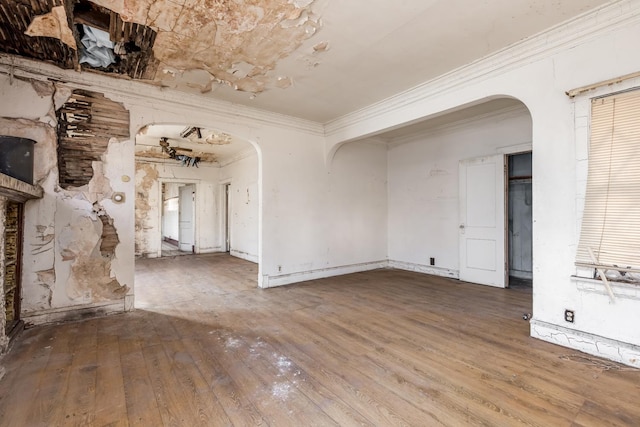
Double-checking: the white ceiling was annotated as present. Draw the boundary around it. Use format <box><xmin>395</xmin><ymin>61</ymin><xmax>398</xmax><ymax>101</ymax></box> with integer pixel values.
<box><xmin>78</xmin><ymin>0</ymin><xmax>612</xmax><ymax>128</ymax></box>
<box><xmin>138</xmin><ymin>0</ymin><xmax>609</xmax><ymax>123</ymax></box>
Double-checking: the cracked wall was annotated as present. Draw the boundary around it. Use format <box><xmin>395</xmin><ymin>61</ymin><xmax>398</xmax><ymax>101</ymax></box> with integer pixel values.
<box><xmin>0</xmin><ymin>74</ymin><xmax>134</xmax><ymax>325</ymax></box>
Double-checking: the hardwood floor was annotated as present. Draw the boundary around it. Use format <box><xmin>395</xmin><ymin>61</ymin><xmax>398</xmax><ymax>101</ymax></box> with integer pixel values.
<box><xmin>1</xmin><ymin>253</ymin><xmax>639</xmax><ymax>426</ymax></box>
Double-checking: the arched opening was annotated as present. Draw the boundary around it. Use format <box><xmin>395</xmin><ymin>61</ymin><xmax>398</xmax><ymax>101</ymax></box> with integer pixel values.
<box><xmin>332</xmin><ymin>95</ymin><xmax>534</xmax><ymax>311</ymax></box>
<box><xmin>133</xmin><ymin>123</ymin><xmax>262</xmax><ymax>306</ymax></box>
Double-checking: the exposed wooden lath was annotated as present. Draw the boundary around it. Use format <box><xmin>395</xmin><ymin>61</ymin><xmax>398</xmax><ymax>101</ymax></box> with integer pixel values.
<box><xmin>103</xmin><ymin>11</ymin><xmax>158</xmax><ymax>80</ymax></box>
<box><xmin>0</xmin><ymin>0</ymin><xmax>76</xmax><ymax>69</ymax></box>
<box><xmin>96</xmin><ymin>211</ymin><xmax>119</xmax><ymax>256</ymax></box>
<box><xmin>0</xmin><ymin>0</ymin><xmax>157</xmax><ymax>80</ymax></box>
<box><xmin>56</xmin><ymin>89</ymin><xmax>130</xmax><ymax>188</ymax></box>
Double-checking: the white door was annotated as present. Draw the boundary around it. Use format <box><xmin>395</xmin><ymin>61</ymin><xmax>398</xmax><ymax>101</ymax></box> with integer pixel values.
<box><xmin>459</xmin><ymin>155</ymin><xmax>506</xmax><ymax>287</ymax></box>
<box><xmin>178</xmin><ymin>184</ymin><xmax>195</xmax><ymax>252</ymax></box>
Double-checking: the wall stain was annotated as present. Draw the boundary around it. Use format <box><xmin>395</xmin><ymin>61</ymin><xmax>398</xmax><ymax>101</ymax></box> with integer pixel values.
<box><xmin>135</xmin><ymin>162</ymin><xmax>159</xmax><ymax>255</ymax></box>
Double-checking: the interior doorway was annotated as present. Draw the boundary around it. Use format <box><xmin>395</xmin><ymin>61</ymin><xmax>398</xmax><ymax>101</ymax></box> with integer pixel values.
<box><xmin>161</xmin><ymin>182</ymin><xmax>195</xmax><ymax>257</ymax></box>
<box><xmin>507</xmin><ymin>152</ymin><xmax>533</xmax><ymax>287</ymax></box>
<box><xmin>458</xmin><ymin>151</ymin><xmax>533</xmax><ymax>289</ymax></box>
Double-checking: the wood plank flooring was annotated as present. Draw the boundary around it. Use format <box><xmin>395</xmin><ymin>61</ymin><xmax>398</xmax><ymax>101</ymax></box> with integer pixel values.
<box><xmin>1</xmin><ymin>253</ymin><xmax>639</xmax><ymax>426</ymax></box>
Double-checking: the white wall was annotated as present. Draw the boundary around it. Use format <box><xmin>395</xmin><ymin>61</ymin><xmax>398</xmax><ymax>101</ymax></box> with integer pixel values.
<box><xmin>220</xmin><ymin>151</ymin><xmax>259</xmax><ymax>262</ymax></box>
<box><xmin>388</xmin><ymin>108</ymin><xmax>532</xmax><ymax>275</ymax></box>
<box><xmin>259</xmin><ymin>134</ymin><xmax>388</xmax><ymax>287</ymax></box>
<box><xmin>327</xmin><ymin>140</ymin><xmax>388</xmax><ymax>268</ymax></box>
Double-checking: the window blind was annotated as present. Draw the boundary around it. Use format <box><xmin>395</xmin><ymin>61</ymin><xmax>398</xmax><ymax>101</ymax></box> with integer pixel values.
<box><xmin>576</xmin><ymin>89</ymin><xmax>640</xmax><ymax>271</ymax></box>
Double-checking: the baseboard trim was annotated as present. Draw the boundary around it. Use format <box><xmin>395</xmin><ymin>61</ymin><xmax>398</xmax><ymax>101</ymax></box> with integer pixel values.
<box><xmin>388</xmin><ymin>260</ymin><xmax>459</xmax><ymax>279</ymax></box>
<box><xmin>22</xmin><ymin>301</ymin><xmax>126</xmax><ymax>327</ymax></box>
<box><xmin>530</xmin><ymin>319</ymin><xmax>640</xmax><ymax>369</ymax></box>
<box><xmin>262</xmin><ymin>260</ymin><xmax>388</xmax><ymax>288</ymax></box>
<box><xmin>230</xmin><ymin>249</ymin><xmax>259</xmax><ymax>263</ymax></box>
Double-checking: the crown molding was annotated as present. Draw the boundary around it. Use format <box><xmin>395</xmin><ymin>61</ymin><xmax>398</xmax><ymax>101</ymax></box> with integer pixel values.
<box><xmin>325</xmin><ymin>0</ymin><xmax>640</xmax><ymax>138</ymax></box>
<box><xmin>0</xmin><ymin>55</ymin><xmax>324</xmax><ymax>136</ymax></box>
<box><xmin>386</xmin><ymin>104</ymin><xmax>529</xmax><ymax>147</ymax></box>
<box><xmin>219</xmin><ymin>147</ymin><xmax>258</xmax><ymax>168</ymax></box>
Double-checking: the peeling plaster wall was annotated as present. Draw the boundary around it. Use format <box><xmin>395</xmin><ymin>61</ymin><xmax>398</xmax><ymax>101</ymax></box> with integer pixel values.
<box><xmin>220</xmin><ymin>151</ymin><xmax>259</xmax><ymax>262</ymax></box>
<box><xmin>135</xmin><ymin>161</ymin><xmax>220</xmax><ymax>257</ymax></box>
<box><xmin>0</xmin><ymin>74</ymin><xmax>135</xmax><ymax>325</ymax></box>
<box><xmin>388</xmin><ymin>108</ymin><xmax>532</xmax><ymax>274</ymax></box>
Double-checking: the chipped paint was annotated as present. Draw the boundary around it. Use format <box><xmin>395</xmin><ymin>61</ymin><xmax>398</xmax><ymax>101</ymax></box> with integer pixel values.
<box><xmin>275</xmin><ymin>76</ymin><xmax>293</xmax><ymax>89</ymax></box>
<box><xmin>25</xmin><ymin>6</ymin><xmax>77</xmax><ymax>49</ymax></box>
<box><xmin>313</xmin><ymin>40</ymin><xmax>329</xmax><ymax>52</ymax></box>
<box><xmin>57</xmin><ymin>210</ymin><xmax>127</xmax><ymax>301</ymax></box>
<box><xmin>0</xmin><ymin>78</ymin><xmax>131</xmax><ymax>321</ymax></box>
<box><xmin>204</xmin><ymin>132</ymin><xmax>232</xmax><ymax>145</ymax></box>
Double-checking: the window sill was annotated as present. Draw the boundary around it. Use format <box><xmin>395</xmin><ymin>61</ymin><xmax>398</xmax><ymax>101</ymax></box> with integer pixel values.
<box><xmin>572</xmin><ymin>275</ymin><xmax>640</xmax><ymax>300</ymax></box>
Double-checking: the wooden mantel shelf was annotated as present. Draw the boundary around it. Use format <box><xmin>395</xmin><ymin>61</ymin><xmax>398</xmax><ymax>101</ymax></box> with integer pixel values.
<box><xmin>0</xmin><ymin>173</ymin><xmax>43</xmax><ymax>202</ymax></box>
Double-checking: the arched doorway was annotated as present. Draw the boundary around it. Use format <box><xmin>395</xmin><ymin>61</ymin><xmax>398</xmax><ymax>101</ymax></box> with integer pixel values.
<box><xmin>133</xmin><ymin>123</ymin><xmax>262</xmax><ymax>304</ymax></box>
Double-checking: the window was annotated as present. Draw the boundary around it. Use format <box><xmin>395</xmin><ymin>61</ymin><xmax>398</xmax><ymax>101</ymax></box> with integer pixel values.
<box><xmin>576</xmin><ymin>89</ymin><xmax>640</xmax><ymax>283</ymax></box>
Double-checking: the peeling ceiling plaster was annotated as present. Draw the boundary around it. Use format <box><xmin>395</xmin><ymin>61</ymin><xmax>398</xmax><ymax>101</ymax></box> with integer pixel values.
<box><xmin>10</xmin><ymin>0</ymin><xmax>612</xmax><ymax>122</ymax></box>
<box><xmin>87</xmin><ymin>0</ymin><xmax>324</xmax><ymax>95</ymax></box>
<box><xmin>25</xmin><ymin>6</ymin><xmax>77</xmax><ymax>49</ymax></box>
<box><xmin>135</xmin><ymin>124</ymin><xmax>253</xmax><ymax>165</ymax></box>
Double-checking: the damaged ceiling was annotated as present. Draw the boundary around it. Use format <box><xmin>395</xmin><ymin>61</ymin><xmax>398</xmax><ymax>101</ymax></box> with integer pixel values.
<box><xmin>135</xmin><ymin>124</ymin><xmax>253</xmax><ymax>165</ymax></box>
<box><xmin>1</xmin><ymin>0</ymin><xmax>611</xmax><ymax>122</ymax></box>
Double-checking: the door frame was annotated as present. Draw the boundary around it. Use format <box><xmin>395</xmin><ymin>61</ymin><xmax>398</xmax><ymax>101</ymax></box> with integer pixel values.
<box><xmin>506</xmin><ymin>150</ymin><xmax>533</xmax><ymax>287</ymax></box>
<box><xmin>458</xmin><ymin>144</ymin><xmax>533</xmax><ymax>288</ymax></box>
<box><xmin>157</xmin><ymin>178</ymin><xmax>200</xmax><ymax>258</ymax></box>
<box><xmin>220</xmin><ymin>181</ymin><xmax>231</xmax><ymax>253</ymax></box>
<box><xmin>178</xmin><ymin>184</ymin><xmax>196</xmax><ymax>253</ymax></box>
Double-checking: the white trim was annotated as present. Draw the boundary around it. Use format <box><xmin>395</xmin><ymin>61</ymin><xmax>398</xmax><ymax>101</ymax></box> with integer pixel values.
<box><xmin>230</xmin><ymin>249</ymin><xmax>258</xmax><ymax>263</ymax></box>
<box><xmin>530</xmin><ymin>319</ymin><xmax>640</xmax><ymax>369</ymax></box>
<box><xmin>388</xmin><ymin>260</ymin><xmax>459</xmax><ymax>279</ymax></box>
<box><xmin>22</xmin><ymin>301</ymin><xmax>126</xmax><ymax>326</ymax></box>
<box><xmin>325</xmin><ymin>0</ymin><xmax>640</xmax><ymax>136</ymax></box>
<box><xmin>496</xmin><ymin>142</ymin><xmax>532</xmax><ymax>155</ymax></box>
<box><xmin>0</xmin><ymin>55</ymin><xmax>324</xmax><ymax>136</ymax></box>
<box><xmin>387</xmin><ymin>105</ymin><xmax>530</xmax><ymax>147</ymax></box>
<box><xmin>219</xmin><ymin>147</ymin><xmax>258</xmax><ymax>168</ymax></box>
<box><xmin>261</xmin><ymin>260</ymin><xmax>388</xmax><ymax>288</ymax></box>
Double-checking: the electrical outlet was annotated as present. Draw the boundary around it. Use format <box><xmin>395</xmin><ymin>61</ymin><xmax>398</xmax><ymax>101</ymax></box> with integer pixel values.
<box><xmin>564</xmin><ymin>309</ymin><xmax>575</xmax><ymax>323</ymax></box>
<box><xmin>430</xmin><ymin>257</ymin><xmax>435</xmax><ymax>266</ymax></box>
<box><xmin>277</xmin><ymin>265</ymin><xmax>282</xmax><ymax>273</ymax></box>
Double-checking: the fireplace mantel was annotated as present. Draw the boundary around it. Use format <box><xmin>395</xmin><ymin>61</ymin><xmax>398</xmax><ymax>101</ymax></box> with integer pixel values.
<box><xmin>0</xmin><ymin>173</ymin><xmax>43</xmax><ymax>202</ymax></box>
